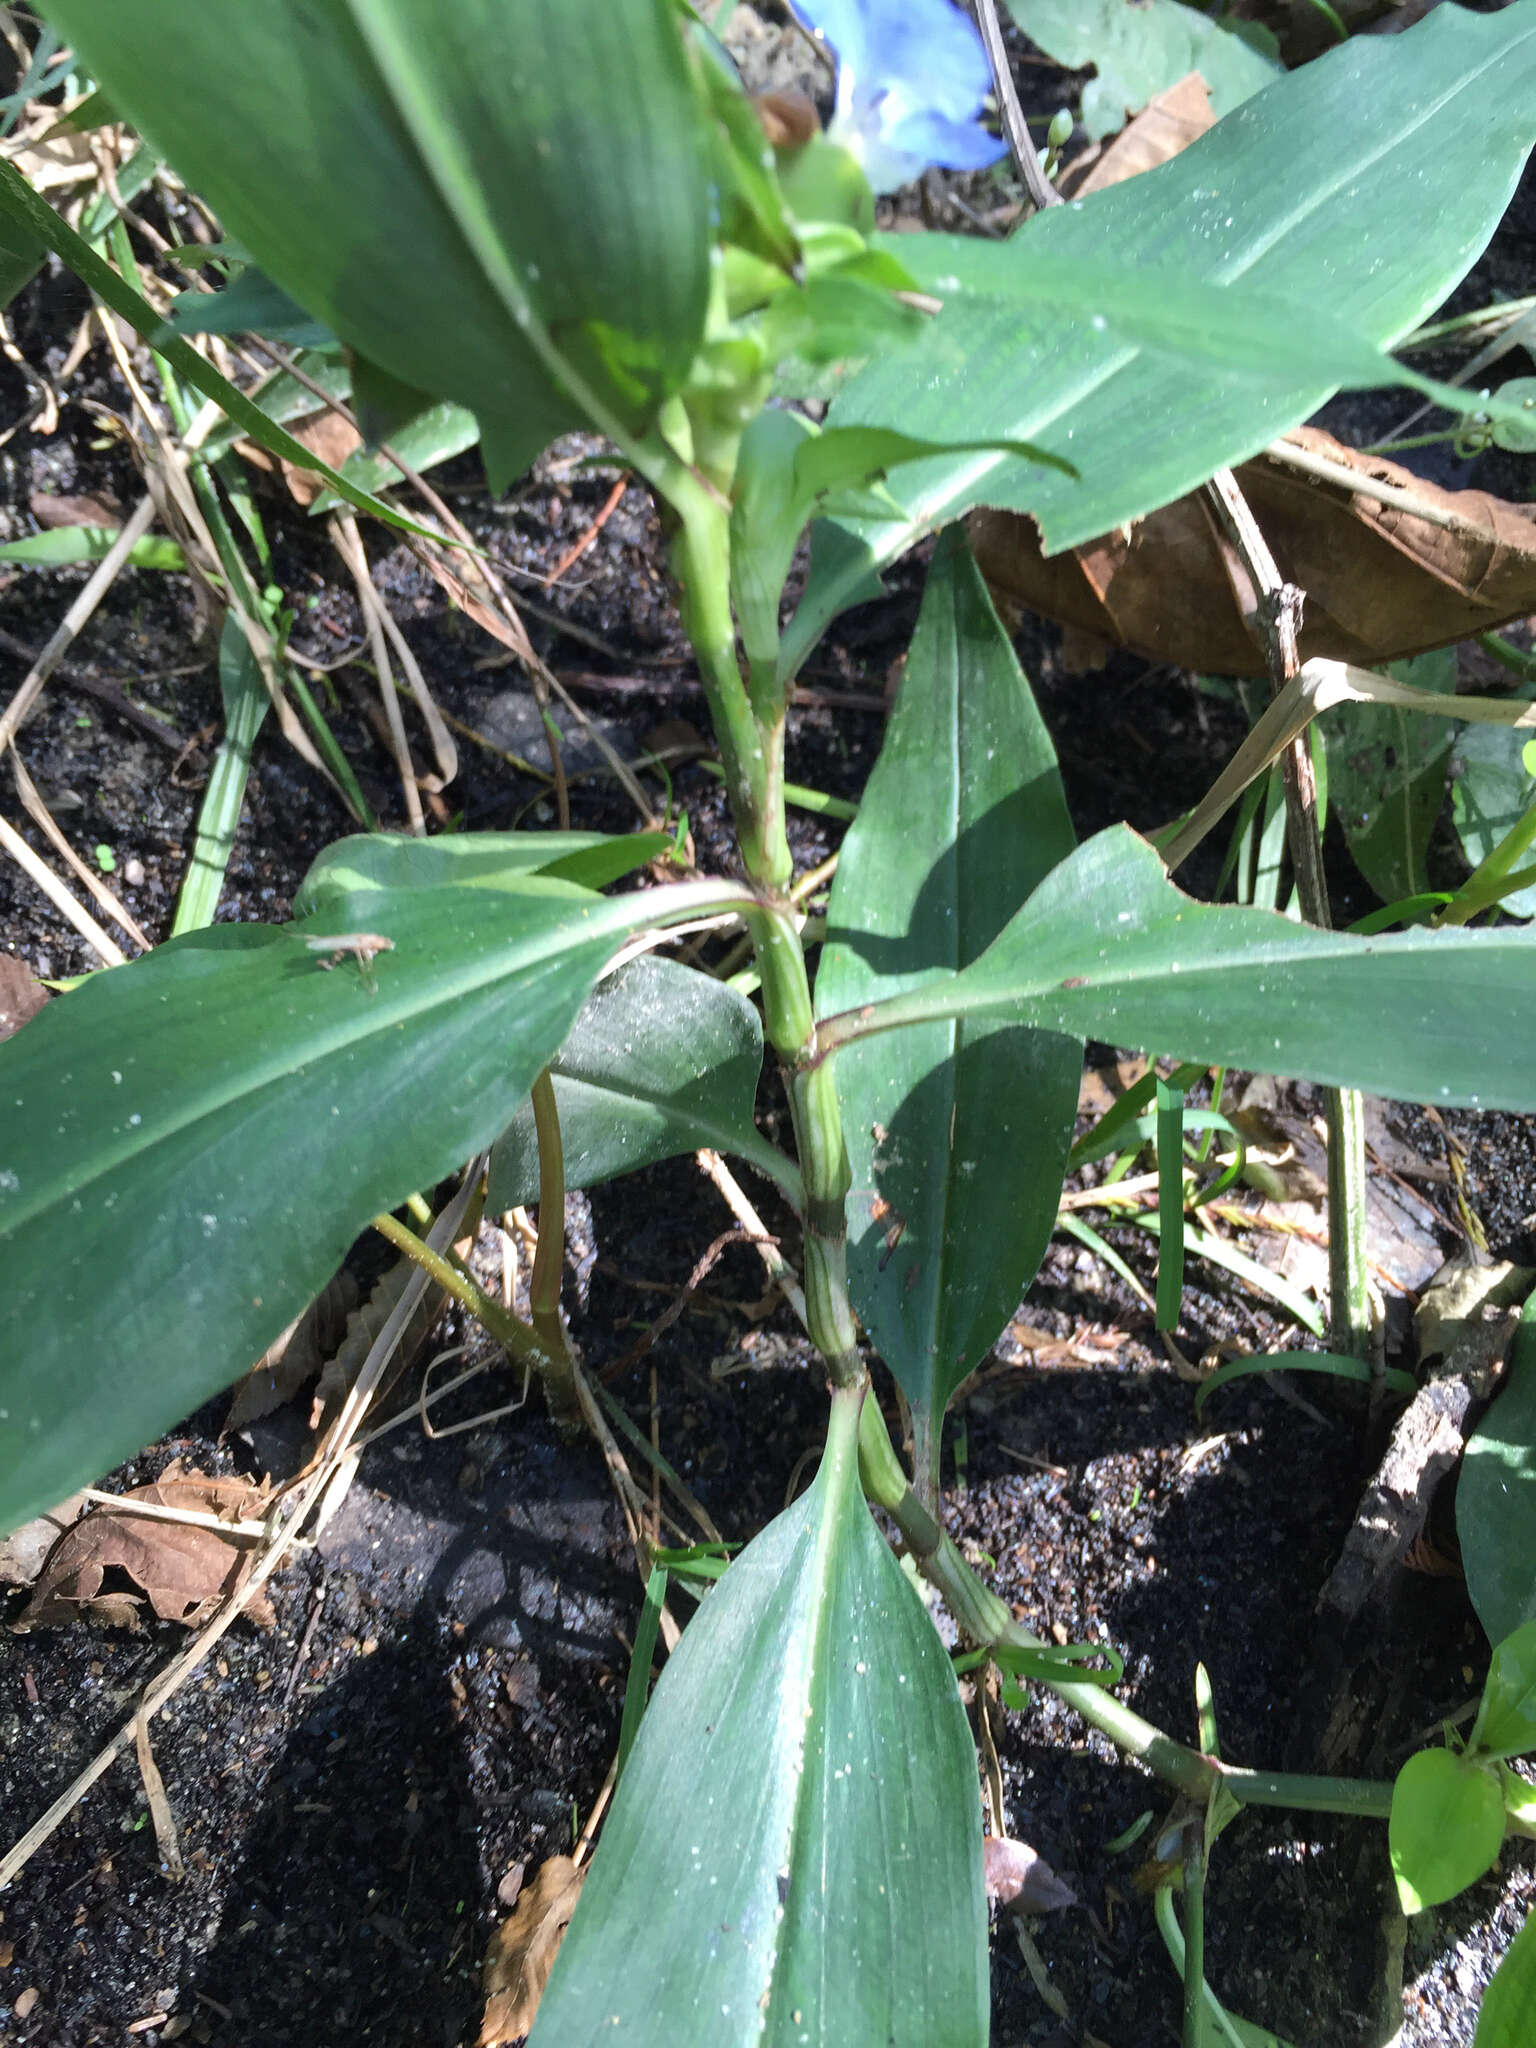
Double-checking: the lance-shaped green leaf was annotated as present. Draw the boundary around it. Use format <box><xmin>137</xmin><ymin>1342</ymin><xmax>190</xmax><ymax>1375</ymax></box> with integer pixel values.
<box><xmin>1452</xmin><ymin>723</ymin><xmax>1536</xmax><ymax>922</ymax></box>
<box><xmin>0</xmin><ymin>526</ymin><xmax>186</xmax><ymax>571</ymax></box>
<box><xmin>1471</xmin><ymin>1618</ymin><xmax>1536</xmax><ymax>1761</ymax></box>
<box><xmin>486</xmin><ymin>955</ymin><xmax>797</xmax><ymax>1211</ymax></box>
<box><xmin>817</xmin><ymin>825</ymin><xmax>1536</xmax><ymax>1114</ymax></box>
<box><xmin>780</xmin><ymin>1</ymin><xmax>1536</xmax><ymax>675</ymax></box>
<box><xmin>0</xmin><ymin>874</ymin><xmax>745</xmax><ymax>1534</ymax></box>
<box><xmin>1460</xmin><ymin>1296</ymin><xmax>1536</xmax><ymax>1649</ymax></box>
<box><xmin>38</xmin><ymin>0</ymin><xmax>715</xmax><ymax>484</ymax></box>
<box><xmin>167</xmin><ymin>265</ymin><xmax>337</xmax><ymax>348</ymax></box>
<box><xmin>533</xmin><ymin>1390</ymin><xmax>987</xmax><ymax>2047</ymax></box>
<box><xmin>310</xmin><ymin>400</ymin><xmax>482</xmax><ymax>514</ymax></box>
<box><xmin>815</xmin><ymin>532</ymin><xmax>1079</xmax><ymax>1444</ymax></box>
<box><xmin>294</xmin><ymin>827</ymin><xmax>672</xmax><ymax>916</ymax></box>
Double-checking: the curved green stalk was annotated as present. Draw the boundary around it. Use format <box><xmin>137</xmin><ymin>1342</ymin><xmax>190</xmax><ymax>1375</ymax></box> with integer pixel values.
<box><xmin>856</xmin><ymin>1394</ymin><xmax>1394</xmax><ymax>1821</ymax></box>
<box><xmin>1155</xmin><ymin>1885</ymin><xmax>1247</xmax><ymax>2048</ymax></box>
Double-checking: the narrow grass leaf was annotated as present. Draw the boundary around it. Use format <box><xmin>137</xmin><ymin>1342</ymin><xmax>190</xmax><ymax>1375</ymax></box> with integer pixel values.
<box><xmin>1194</xmin><ymin>1351</ymin><xmax>1415</xmax><ymax>1419</ymax></box>
<box><xmin>171</xmin><ymin>614</ymin><xmax>270</xmax><ymax>935</ymax></box>
<box><xmin>1155</xmin><ymin>1080</ymin><xmax>1186</xmax><ymax>1330</ymax></box>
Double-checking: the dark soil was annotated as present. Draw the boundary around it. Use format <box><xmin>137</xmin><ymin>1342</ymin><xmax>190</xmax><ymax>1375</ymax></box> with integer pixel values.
<box><xmin>4</xmin><ymin>18</ymin><xmax>1536</xmax><ymax>2048</ymax></box>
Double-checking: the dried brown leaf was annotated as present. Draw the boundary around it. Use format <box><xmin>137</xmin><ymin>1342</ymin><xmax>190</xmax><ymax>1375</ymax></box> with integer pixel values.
<box><xmin>312</xmin><ymin>1258</ymin><xmax>411</xmax><ymax>1432</ymax></box>
<box><xmin>0</xmin><ymin>1492</ymin><xmax>86</xmax><ymax>1589</ymax></box>
<box><xmin>29</xmin><ymin>489</ymin><xmax>124</xmax><ymax>529</ymax></box>
<box><xmin>226</xmin><ymin>1271</ymin><xmax>358</xmax><ymax>1429</ymax></box>
<box><xmin>479</xmin><ymin>1855</ymin><xmax>585</xmax><ymax>2045</ymax></box>
<box><xmin>1060</xmin><ymin>72</ymin><xmax>1216</xmax><ymax>197</ymax></box>
<box><xmin>236</xmin><ymin>409</ymin><xmax>362</xmax><ymax>507</ymax></box>
<box><xmin>13</xmin><ymin>1461</ymin><xmax>275</xmax><ymax>1633</ymax></box>
<box><xmin>0</xmin><ymin>954</ymin><xmax>49</xmax><ymax>1043</ymax></box>
<box><xmin>970</xmin><ymin>426</ymin><xmax>1536</xmax><ymax>676</ymax></box>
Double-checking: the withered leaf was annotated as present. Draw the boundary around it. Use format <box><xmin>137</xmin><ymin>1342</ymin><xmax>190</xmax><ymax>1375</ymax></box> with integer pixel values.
<box><xmin>970</xmin><ymin>426</ymin><xmax>1536</xmax><ymax>678</ymax></box>
<box><xmin>13</xmin><ymin>1460</ymin><xmax>275</xmax><ymax>1633</ymax></box>
<box><xmin>29</xmin><ymin>489</ymin><xmax>124</xmax><ymax>529</ymax></box>
<box><xmin>310</xmin><ymin>1251</ymin><xmax>451</xmax><ymax>1434</ymax></box>
<box><xmin>0</xmin><ymin>1492</ymin><xmax>86</xmax><ymax>1589</ymax></box>
<box><xmin>0</xmin><ymin>954</ymin><xmax>49</xmax><ymax>1043</ymax></box>
<box><xmin>226</xmin><ymin>1271</ymin><xmax>358</xmax><ymax>1429</ymax></box>
<box><xmin>984</xmin><ymin>1835</ymin><xmax>1078</xmax><ymax>1914</ymax></box>
<box><xmin>236</xmin><ymin>408</ymin><xmax>361</xmax><ymax>508</ymax></box>
<box><xmin>479</xmin><ymin>1854</ymin><xmax>585</xmax><ymax>2046</ymax></box>
<box><xmin>1059</xmin><ymin>71</ymin><xmax>1217</xmax><ymax>198</ymax></box>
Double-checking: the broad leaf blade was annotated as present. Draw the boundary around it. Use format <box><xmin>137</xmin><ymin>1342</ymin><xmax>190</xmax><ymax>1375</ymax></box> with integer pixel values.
<box><xmin>823</xmin><ymin>825</ymin><xmax>1536</xmax><ymax>1113</ymax></box>
<box><xmin>816</xmin><ymin>531</ymin><xmax>1079</xmax><ymax>1433</ymax></box>
<box><xmin>1389</xmin><ymin>1748</ymin><xmax>1505</xmax><ymax>1913</ymax></box>
<box><xmin>782</xmin><ymin>2</ymin><xmax>1536</xmax><ymax>672</ymax></box>
<box><xmin>40</xmin><ymin>0</ymin><xmax>714</xmax><ymax>479</ymax></box>
<box><xmin>486</xmin><ymin>955</ymin><xmax>794</xmax><ymax>1209</ymax></box>
<box><xmin>533</xmin><ymin>1396</ymin><xmax>987</xmax><ymax>2046</ymax></box>
<box><xmin>0</xmin><ymin>875</ymin><xmax>736</xmax><ymax>1532</ymax></box>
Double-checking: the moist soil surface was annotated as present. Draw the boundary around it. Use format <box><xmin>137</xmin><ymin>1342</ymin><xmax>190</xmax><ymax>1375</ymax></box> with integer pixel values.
<box><xmin>4</xmin><ymin>30</ymin><xmax>1536</xmax><ymax>2048</ymax></box>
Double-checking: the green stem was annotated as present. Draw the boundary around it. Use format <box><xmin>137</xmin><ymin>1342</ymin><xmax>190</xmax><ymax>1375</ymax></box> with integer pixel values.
<box><xmin>857</xmin><ymin>1396</ymin><xmax>1394</xmax><ymax>1819</ymax></box>
<box><xmin>653</xmin><ymin>468</ymin><xmax>863</xmax><ymax>1394</ymax></box>
<box><xmin>1327</xmin><ymin>1083</ymin><xmax>1372</xmax><ymax>1361</ymax></box>
<box><xmin>528</xmin><ymin>1069</ymin><xmax>583</xmax><ymax>1433</ymax></box>
<box><xmin>1438</xmin><ymin>796</ymin><xmax>1536</xmax><ymax>926</ymax></box>
<box><xmin>1477</xmin><ymin>631</ymin><xmax>1536</xmax><ymax>686</ymax></box>
<box><xmin>662</xmin><ymin>460</ymin><xmax>790</xmax><ymax>890</ymax></box>
<box><xmin>530</xmin><ymin>1069</ymin><xmax>567</xmax><ymax>1332</ymax></box>
<box><xmin>1156</xmin><ymin>1887</ymin><xmax>1247</xmax><ymax>2048</ymax></box>
<box><xmin>1181</xmin><ymin>1829</ymin><xmax>1206</xmax><ymax>2048</ymax></box>
<box><xmin>371</xmin><ymin>1209</ymin><xmax>540</xmax><ymax>1363</ymax></box>
<box><xmin>370</xmin><ymin>1207</ymin><xmax>581</xmax><ymax>1424</ymax></box>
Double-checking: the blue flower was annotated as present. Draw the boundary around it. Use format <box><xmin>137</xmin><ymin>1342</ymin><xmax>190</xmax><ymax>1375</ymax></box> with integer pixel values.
<box><xmin>788</xmin><ymin>0</ymin><xmax>1007</xmax><ymax>195</ymax></box>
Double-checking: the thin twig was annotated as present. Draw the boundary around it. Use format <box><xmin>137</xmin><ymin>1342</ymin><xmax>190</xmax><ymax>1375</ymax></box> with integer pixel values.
<box><xmin>8</xmin><ymin>748</ymin><xmax>153</xmax><ymax>952</ymax></box>
<box><xmin>330</xmin><ymin>511</ymin><xmax>425</xmax><ymax>833</ymax></box>
<box><xmin>0</xmin><ymin>494</ymin><xmax>159</xmax><ymax>751</ymax></box>
<box><xmin>1262</xmin><ymin>434</ymin><xmax>1498</xmax><ymax>541</ymax></box>
<box><xmin>134</xmin><ymin>1707</ymin><xmax>185</xmax><ymax>1881</ymax></box>
<box><xmin>76</xmin><ymin>1487</ymin><xmax>269</xmax><ymax>1541</ymax></box>
<box><xmin>971</xmin><ymin>0</ymin><xmax>1061</xmax><ymax>212</ymax></box>
<box><xmin>695</xmin><ymin>1149</ymin><xmax>809</xmax><ymax>1331</ymax></box>
<box><xmin>0</xmin><ymin>809</ymin><xmax>125</xmax><ymax>966</ymax></box>
<box><xmin>1199</xmin><ymin>468</ymin><xmax>1372</xmax><ymax>1365</ymax></box>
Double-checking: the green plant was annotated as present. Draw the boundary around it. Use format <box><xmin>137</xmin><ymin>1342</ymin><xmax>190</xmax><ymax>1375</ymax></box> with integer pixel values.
<box><xmin>4</xmin><ymin>2</ymin><xmax>1536</xmax><ymax>2039</ymax></box>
